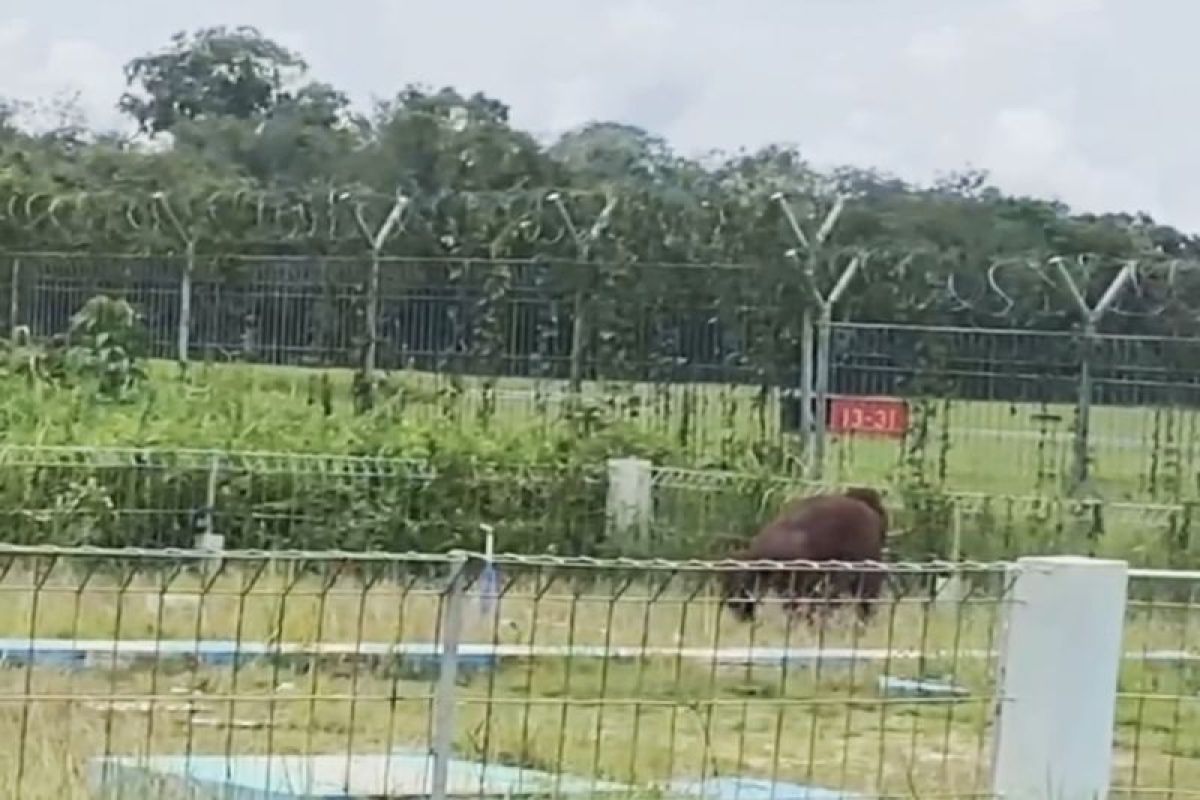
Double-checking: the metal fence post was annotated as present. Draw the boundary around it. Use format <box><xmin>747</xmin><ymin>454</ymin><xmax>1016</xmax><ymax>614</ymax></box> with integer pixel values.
<box><xmin>178</xmin><ymin>242</ymin><xmax>195</xmax><ymax>369</ymax></box>
<box><xmin>1053</xmin><ymin>259</ymin><xmax>1136</xmax><ymax>492</ymax></box>
<box><xmin>1074</xmin><ymin>320</ymin><xmax>1097</xmax><ymax>489</ymax></box>
<box><xmin>799</xmin><ymin>307</ymin><xmax>815</xmax><ymax>456</ymax></box>
<box><xmin>937</xmin><ymin>502</ymin><xmax>965</xmax><ymax>605</ymax></box>
<box><xmin>811</xmin><ymin>254</ymin><xmax>863</xmax><ymax>480</ymax></box>
<box><xmin>430</xmin><ymin>553</ymin><xmax>469</xmax><ymax>800</ymax></box>
<box><xmin>548</xmin><ymin>192</ymin><xmax>617</xmax><ymax>395</ymax></box>
<box><xmin>365</xmin><ymin>250</ymin><xmax>381</xmax><ymax>378</ymax></box>
<box><xmin>152</xmin><ymin>192</ymin><xmax>198</xmax><ymax>372</ymax></box>
<box><xmin>774</xmin><ymin>193</ymin><xmax>852</xmax><ymax>480</ymax></box>
<box><xmin>7</xmin><ymin>257</ymin><xmax>19</xmax><ymax>339</ymax></box>
<box><xmin>353</xmin><ymin>192</ymin><xmax>408</xmax><ymax>386</ymax></box>
<box><xmin>991</xmin><ymin>555</ymin><xmax>1128</xmax><ymax>799</ymax></box>
<box><xmin>194</xmin><ymin>452</ymin><xmax>224</xmax><ymax>576</ymax></box>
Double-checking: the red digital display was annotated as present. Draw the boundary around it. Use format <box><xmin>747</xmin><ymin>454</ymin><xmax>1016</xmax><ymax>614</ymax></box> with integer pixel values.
<box><xmin>827</xmin><ymin>395</ymin><xmax>909</xmax><ymax>439</ymax></box>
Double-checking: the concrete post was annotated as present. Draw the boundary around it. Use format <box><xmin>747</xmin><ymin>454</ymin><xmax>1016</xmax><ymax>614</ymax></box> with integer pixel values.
<box><xmin>605</xmin><ymin>457</ymin><xmax>653</xmax><ymax>548</ymax></box>
<box><xmin>992</xmin><ymin>555</ymin><xmax>1129</xmax><ymax>800</ymax></box>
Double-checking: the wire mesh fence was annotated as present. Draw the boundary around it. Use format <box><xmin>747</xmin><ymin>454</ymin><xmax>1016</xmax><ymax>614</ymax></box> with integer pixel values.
<box><xmin>8</xmin><ymin>253</ymin><xmax>771</xmax><ymax>380</ymax></box>
<box><xmin>9</xmin><ymin>252</ymin><xmax>1200</xmax><ymax>500</ymax></box>
<box><xmin>827</xmin><ymin>322</ymin><xmax>1200</xmax><ymax>499</ymax></box>
<box><xmin>649</xmin><ymin>465</ymin><xmax>1200</xmax><ymax>568</ymax></box>
<box><xmin>2</xmin><ymin>445</ymin><xmax>1199</xmax><ymax>568</ymax></box>
<box><xmin>0</xmin><ymin>546</ymin><xmax>453</xmax><ymax>799</ymax></box>
<box><xmin>0</xmin><ymin>446</ymin><xmax>605</xmax><ymax>554</ymax></box>
<box><xmin>1116</xmin><ymin>568</ymin><xmax>1200</xmax><ymax>798</ymax></box>
<box><xmin>0</xmin><ymin>545</ymin><xmax>1017</xmax><ymax>799</ymax></box>
<box><xmin>0</xmin><ymin>547</ymin><xmax>1195</xmax><ymax>799</ymax></box>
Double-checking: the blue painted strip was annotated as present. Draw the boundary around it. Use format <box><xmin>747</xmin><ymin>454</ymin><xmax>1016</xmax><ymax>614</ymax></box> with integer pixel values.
<box><xmin>669</xmin><ymin>777</ymin><xmax>865</xmax><ymax>800</ymax></box>
<box><xmin>89</xmin><ymin>750</ymin><xmax>635</xmax><ymax>797</ymax></box>
<box><xmin>89</xmin><ymin>751</ymin><xmax>866</xmax><ymax>799</ymax></box>
<box><xmin>876</xmin><ymin>675</ymin><xmax>970</xmax><ymax>698</ymax></box>
<box><xmin>1</xmin><ymin>639</ymin><xmax>1196</xmax><ymax>672</ymax></box>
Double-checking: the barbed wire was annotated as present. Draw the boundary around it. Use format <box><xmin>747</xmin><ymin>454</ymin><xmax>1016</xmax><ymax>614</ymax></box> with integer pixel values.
<box><xmin>5</xmin><ymin>185</ymin><xmax>1200</xmax><ymax>325</ymax></box>
<box><xmin>0</xmin><ymin>186</ymin><xmax>603</xmax><ymax>249</ymax></box>
<box><xmin>885</xmin><ymin>253</ymin><xmax>1200</xmax><ymax>324</ymax></box>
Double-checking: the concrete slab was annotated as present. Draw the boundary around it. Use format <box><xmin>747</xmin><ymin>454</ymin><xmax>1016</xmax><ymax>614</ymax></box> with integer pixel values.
<box><xmin>668</xmin><ymin>776</ymin><xmax>864</xmax><ymax>800</ymax></box>
<box><xmin>89</xmin><ymin>750</ymin><xmax>633</xmax><ymax>798</ymax></box>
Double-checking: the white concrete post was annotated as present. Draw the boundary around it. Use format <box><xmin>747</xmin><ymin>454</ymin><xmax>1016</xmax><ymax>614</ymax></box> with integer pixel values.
<box><xmin>605</xmin><ymin>457</ymin><xmax>653</xmax><ymax>547</ymax></box>
<box><xmin>194</xmin><ymin>454</ymin><xmax>224</xmax><ymax>578</ymax></box>
<box><xmin>937</xmin><ymin>503</ymin><xmax>965</xmax><ymax>606</ymax></box>
<box><xmin>430</xmin><ymin>555</ymin><xmax>467</xmax><ymax>800</ymax></box>
<box><xmin>194</xmin><ymin>453</ymin><xmax>224</xmax><ymax>548</ymax></box>
<box><xmin>992</xmin><ymin>555</ymin><xmax>1129</xmax><ymax>800</ymax></box>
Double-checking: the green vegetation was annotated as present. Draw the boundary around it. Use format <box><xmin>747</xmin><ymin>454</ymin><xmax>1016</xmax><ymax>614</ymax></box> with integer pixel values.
<box><xmin>0</xmin><ymin>25</ymin><xmax>1198</xmax><ymax>563</ymax></box>
<box><xmin>0</xmin><ymin>349</ymin><xmax>1197</xmax><ymax>567</ymax></box>
<box><xmin>0</xmin><ymin>292</ymin><xmax>1193</xmax><ymax>565</ymax></box>
<box><xmin>0</xmin><ymin>22</ymin><xmax>1195</xmax><ymax>800</ymax></box>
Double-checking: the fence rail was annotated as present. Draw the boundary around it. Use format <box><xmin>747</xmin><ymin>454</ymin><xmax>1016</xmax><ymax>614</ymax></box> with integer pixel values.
<box><xmin>0</xmin><ymin>546</ymin><xmax>1190</xmax><ymax>798</ymax></box>
<box><xmin>1</xmin><ymin>444</ymin><xmax>1198</xmax><ymax>567</ymax></box>
<box><xmin>0</xmin><ymin>445</ymin><xmax>1198</xmax><ymax>568</ymax></box>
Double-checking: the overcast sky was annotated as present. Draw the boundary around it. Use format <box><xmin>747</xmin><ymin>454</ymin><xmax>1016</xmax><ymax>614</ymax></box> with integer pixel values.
<box><xmin>2</xmin><ymin>0</ymin><xmax>1197</xmax><ymax>230</ymax></box>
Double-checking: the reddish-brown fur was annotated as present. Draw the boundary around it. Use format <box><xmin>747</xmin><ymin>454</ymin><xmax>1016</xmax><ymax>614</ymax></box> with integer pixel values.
<box><xmin>720</xmin><ymin>487</ymin><xmax>888</xmax><ymax>625</ymax></box>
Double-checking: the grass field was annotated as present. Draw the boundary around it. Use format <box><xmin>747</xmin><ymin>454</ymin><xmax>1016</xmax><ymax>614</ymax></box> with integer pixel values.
<box><xmin>6</xmin><ymin>356</ymin><xmax>1200</xmax><ymax>507</ymax></box>
<box><xmin>0</xmin><ymin>557</ymin><xmax>1194</xmax><ymax>798</ymax></box>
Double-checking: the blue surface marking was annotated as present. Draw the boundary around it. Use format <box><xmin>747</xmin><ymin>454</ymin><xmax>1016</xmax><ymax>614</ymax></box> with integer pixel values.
<box><xmin>89</xmin><ymin>751</ymin><xmax>866</xmax><ymax>799</ymax></box>
<box><xmin>669</xmin><ymin>777</ymin><xmax>865</xmax><ymax>800</ymax></box>
<box><xmin>0</xmin><ymin>638</ymin><xmax>1195</xmax><ymax>674</ymax></box>
<box><xmin>91</xmin><ymin>750</ymin><xmax>634</xmax><ymax>798</ymax></box>
<box><xmin>876</xmin><ymin>675</ymin><xmax>970</xmax><ymax>698</ymax></box>
<box><xmin>0</xmin><ymin>638</ymin><xmax>500</xmax><ymax>674</ymax></box>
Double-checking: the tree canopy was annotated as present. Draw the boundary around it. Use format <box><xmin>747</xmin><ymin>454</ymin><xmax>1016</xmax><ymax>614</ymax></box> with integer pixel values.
<box><xmin>2</xmin><ymin>24</ymin><xmax>1198</xmax><ymax>335</ymax></box>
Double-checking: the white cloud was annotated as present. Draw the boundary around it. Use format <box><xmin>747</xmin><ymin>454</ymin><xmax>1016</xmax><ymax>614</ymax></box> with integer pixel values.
<box><xmin>605</xmin><ymin>0</ymin><xmax>673</xmax><ymax>42</ymax></box>
<box><xmin>1012</xmin><ymin>0</ymin><xmax>1105</xmax><ymax>26</ymax></box>
<box><xmin>43</xmin><ymin>39</ymin><xmax>125</xmax><ymax>127</ymax></box>
<box><xmin>0</xmin><ymin>18</ymin><xmax>126</xmax><ymax>132</ymax></box>
<box><xmin>979</xmin><ymin>105</ymin><xmax>1162</xmax><ymax>215</ymax></box>
<box><xmin>905</xmin><ymin>25</ymin><xmax>967</xmax><ymax>69</ymax></box>
<box><xmin>0</xmin><ymin>0</ymin><xmax>1196</xmax><ymax>231</ymax></box>
<box><xmin>987</xmin><ymin>107</ymin><xmax>1069</xmax><ymax>166</ymax></box>
<box><xmin>543</xmin><ymin>75</ymin><xmax>603</xmax><ymax>133</ymax></box>
<box><xmin>0</xmin><ymin>17</ymin><xmax>31</xmax><ymax>49</ymax></box>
